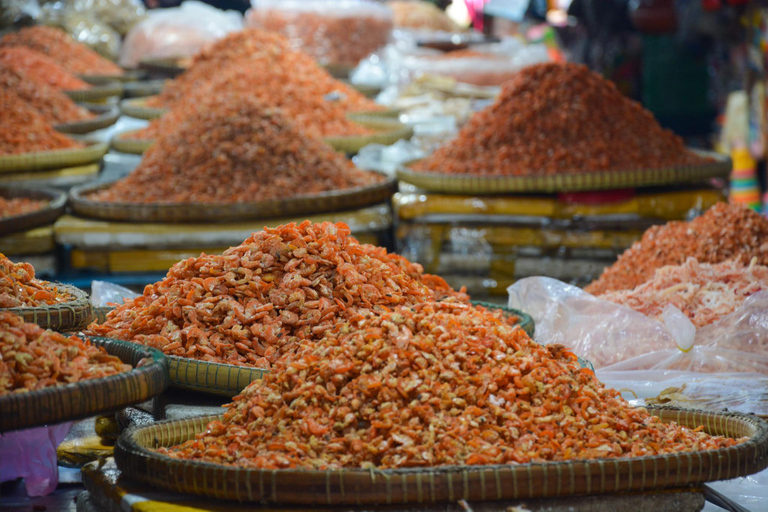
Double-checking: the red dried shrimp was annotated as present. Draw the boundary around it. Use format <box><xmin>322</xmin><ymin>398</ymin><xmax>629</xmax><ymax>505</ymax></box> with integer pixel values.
<box><xmin>0</xmin><ymin>26</ymin><xmax>123</xmax><ymax>76</ymax></box>
<box><xmin>0</xmin><ymin>311</ymin><xmax>130</xmax><ymax>395</ymax></box>
<box><xmin>0</xmin><ymin>254</ymin><xmax>73</xmax><ymax>308</ymax></box>
<box><xmin>91</xmin><ymin>96</ymin><xmax>381</xmax><ymax>204</ymax></box>
<box><xmin>162</xmin><ymin>301</ymin><xmax>740</xmax><ymax>469</ymax></box>
<box><xmin>87</xmin><ymin>221</ymin><xmax>469</xmax><ymax>368</ymax></box>
<box><xmin>587</xmin><ymin>203</ymin><xmax>768</xmax><ymax>294</ymax></box>
<box><xmin>0</xmin><ymin>46</ymin><xmax>90</xmax><ymax>91</ymax></box>
<box><xmin>0</xmin><ymin>196</ymin><xmax>47</xmax><ymax>219</ymax></box>
<box><xmin>415</xmin><ymin>63</ymin><xmax>708</xmax><ymax>176</ymax></box>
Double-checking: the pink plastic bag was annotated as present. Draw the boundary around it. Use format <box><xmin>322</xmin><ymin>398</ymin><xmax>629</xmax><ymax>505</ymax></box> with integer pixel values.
<box><xmin>0</xmin><ymin>422</ymin><xmax>73</xmax><ymax>496</ymax></box>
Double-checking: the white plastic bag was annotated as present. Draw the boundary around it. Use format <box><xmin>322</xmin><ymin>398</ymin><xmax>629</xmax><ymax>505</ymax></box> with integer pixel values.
<box><xmin>245</xmin><ymin>0</ymin><xmax>393</xmax><ymax>69</ymax></box>
<box><xmin>90</xmin><ymin>280</ymin><xmax>138</xmax><ymax>308</ymax></box>
<box><xmin>507</xmin><ymin>277</ymin><xmax>768</xmax><ymax>373</ymax></box>
<box><xmin>119</xmin><ymin>1</ymin><xmax>243</xmax><ymax>68</ymax></box>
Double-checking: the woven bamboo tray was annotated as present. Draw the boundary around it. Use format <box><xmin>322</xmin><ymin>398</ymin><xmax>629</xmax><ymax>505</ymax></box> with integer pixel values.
<box><xmin>80</xmin><ymin>70</ymin><xmax>147</xmax><ymax>85</ymax></box>
<box><xmin>110</xmin><ymin>131</ymin><xmax>153</xmax><ymax>155</ymax></box>
<box><xmin>327</xmin><ymin>117</ymin><xmax>414</xmax><ymax>155</ymax></box>
<box><xmin>64</xmin><ymin>83</ymin><xmax>123</xmax><ymax>102</ymax></box>
<box><xmin>348</xmin><ymin>109</ymin><xmax>400</xmax><ymax>120</ymax></box>
<box><xmin>68</xmin><ymin>172</ymin><xmax>397</xmax><ymax>223</ymax></box>
<box><xmin>138</xmin><ymin>57</ymin><xmax>189</xmax><ymax>78</ymax></box>
<box><xmin>397</xmin><ymin>151</ymin><xmax>732</xmax><ymax>194</ymax></box>
<box><xmin>114</xmin><ymin>407</ymin><xmax>768</xmax><ymax>505</ymax></box>
<box><xmin>5</xmin><ymin>283</ymin><xmax>92</xmax><ymax>331</ymax></box>
<box><xmin>0</xmin><ymin>163</ymin><xmax>101</xmax><ymax>189</ymax></box>
<box><xmin>0</xmin><ymin>337</ymin><xmax>168</xmax><ymax>433</ymax></box>
<box><xmin>0</xmin><ymin>186</ymin><xmax>66</xmax><ymax>236</ymax></box>
<box><xmin>123</xmin><ymin>79</ymin><xmax>167</xmax><ymax>98</ymax></box>
<box><xmin>120</xmin><ymin>97</ymin><xmax>167</xmax><ymax>120</ymax></box>
<box><xmin>55</xmin><ymin>105</ymin><xmax>120</xmax><ymax>135</ymax></box>
<box><xmin>0</xmin><ymin>141</ymin><xmax>108</xmax><ymax>173</ymax></box>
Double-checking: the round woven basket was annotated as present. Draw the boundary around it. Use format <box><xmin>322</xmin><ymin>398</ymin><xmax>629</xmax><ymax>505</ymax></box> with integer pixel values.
<box><xmin>0</xmin><ymin>186</ymin><xmax>66</xmax><ymax>237</ymax></box>
<box><xmin>68</xmin><ymin>172</ymin><xmax>397</xmax><ymax>224</ymax></box>
<box><xmin>138</xmin><ymin>57</ymin><xmax>189</xmax><ymax>78</ymax></box>
<box><xmin>0</xmin><ymin>141</ymin><xmax>108</xmax><ymax>173</ymax></box>
<box><xmin>114</xmin><ymin>407</ymin><xmax>768</xmax><ymax>505</ymax></box>
<box><xmin>123</xmin><ymin>79</ymin><xmax>167</xmax><ymax>98</ymax></box>
<box><xmin>0</xmin><ymin>337</ymin><xmax>168</xmax><ymax>432</ymax></box>
<box><xmin>110</xmin><ymin>132</ymin><xmax>153</xmax><ymax>155</ymax></box>
<box><xmin>64</xmin><ymin>83</ymin><xmax>123</xmax><ymax>102</ymax></box>
<box><xmin>120</xmin><ymin>97</ymin><xmax>167</xmax><ymax>120</ymax></box>
<box><xmin>0</xmin><ymin>163</ymin><xmax>101</xmax><ymax>189</ymax></box>
<box><xmin>55</xmin><ymin>105</ymin><xmax>120</xmax><ymax>135</ymax></box>
<box><xmin>326</xmin><ymin>117</ymin><xmax>414</xmax><ymax>155</ymax></box>
<box><xmin>5</xmin><ymin>283</ymin><xmax>92</xmax><ymax>331</ymax></box>
<box><xmin>397</xmin><ymin>151</ymin><xmax>732</xmax><ymax>195</ymax></box>
<box><xmin>80</xmin><ymin>70</ymin><xmax>147</xmax><ymax>85</ymax></box>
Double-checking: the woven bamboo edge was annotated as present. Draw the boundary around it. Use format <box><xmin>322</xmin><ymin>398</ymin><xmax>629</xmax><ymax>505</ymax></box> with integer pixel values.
<box><xmin>55</xmin><ymin>106</ymin><xmax>120</xmax><ymax>135</ymax></box>
<box><xmin>396</xmin><ymin>151</ymin><xmax>732</xmax><ymax>194</ymax></box>
<box><xmin>68</xmin><ymin>172</ymin><xmax>397</xmax><ymax>224</ymax></box>
<box><xmin>138</xmin><ymin>57</ymin><xmax>189</xmax><ymax>78</ymax></box>
<box><xmin>0</xmin><ymin>186</ymin><xmax>66</xmax><ymax>237</ymax></box>
<box><xmin>110</xmin><ymin>131</ymin><xmax>153</xmax><ymax>155</ymax></box>
<box><xmin>122</xmin><ymin>80</ymin><xmax>167</xmax><ymax>98</ymax></box>
<box><xmin>120</xmin><ymin>97</ymin><xmax>167</xmax><ymax>120</ymax></box>
<box><xmin>0</xmin><ymin>141</ymin><xmax>108</xmax><ymax>173</ymax></box>
<box><xmin>80</xmin><ymin>70</ymin><xmax>146</xmax><ymax>85</ymax></box>
<box><xmin>0</xmin><ymin>163</ymin><xmax>101</xmax><ymax>189</ymax></box>
<box><xmin>0</xmin><ymin>336</ymin><xmax>168</xmax><ymax>433</ymax></box>
<box><xmin>114</xmin><ymin>407</ymin><xmax>768</xmax><ymax>505</ymax></box>
<box><xmin>348</xmin><ymin>109</ymin><xmax>400</xmax><ymax>120</ymax></box>
<box><xmin>326</xmin><ymin>118</ymin><xmax>414</xmax><ymax>155</ymax></box>
<box><xmin>4</xmin><ymin>284</ymin><xmax>92</xmax><ymax>331</ymax></box>
<box><xmin>64</xmin><ymin>83</ymin><xmax>123</xmax><ymax>102</ymax></box>
<box><xmin>323</xmin><ymin>63</ymin><xmax>354</xmax><ymax>79</ymax></box>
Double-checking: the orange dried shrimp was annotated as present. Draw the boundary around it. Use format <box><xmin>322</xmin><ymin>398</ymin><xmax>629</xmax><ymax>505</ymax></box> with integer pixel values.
<box><xmin>162</xmin><ymin>301</ymin><xmax>740</xmax><ymax>469</ymax></box>
<box><xmin>414</xmin><ymin>63</ymin><xmax>708</xmax><ymax>176</ymax></box>
<box><xmin>91</xmin><ymin>95</ymin><xmax>381</xmax><ymax>204</ymax></box>
<box><xmin>0</xmin><ymin>26</ymin><xmax>123</xmax><ymax>76</ymax></box>
<box><xmin>587</xmin><ymin>203</ymin><xmax>768</xmax><ymax>295</ymax></box>
<box><xmin>127</xmin><ymin>65</ymin><xmax>373</xmax><ymax>141</ymax></box>
<box><xmin>0</xmin><ymin>88</ymin><xmax>85</xmax><ymax>155</ymax></box>
<box><xmin>0</xmin><ymin>254</ymin><xmax>73</xmax><ymax>308</ymax></box>
<box><xmin>0</xmin><ymin>46</ymin><xmax>90</xmax><ymax>91</ymax></box>
<box><xmin>0</xmin><ymin>63</ymin><xmax>93</xmax><ymax>124</ymax></box>
<box><xmin>146</xmin><ymin>29</ymin><xmax>382</xmax><ymax>115</ymax></box>
<box><xmin>87</xmin><ymin>221</ymin><xmax>468</xmax><ymax>368</ymax></box>
<box><xmin>0</xmin><ymin>311</ymin><xmax>131</xmax><ymax>395</ymax></box>
<box><xmin>0</xmin><ymin>196</ymin><xmax>47</xmax><ymax>219</ymax></box>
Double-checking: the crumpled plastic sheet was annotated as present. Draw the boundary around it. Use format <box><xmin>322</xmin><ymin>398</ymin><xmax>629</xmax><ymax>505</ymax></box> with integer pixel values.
<box><xmin>40</xmin><ymin>4</ymin><xmax>121</xmax><ymax>59</ymax></box>
<box><xmin>702</xmin><ymin>467</ymin><xmax>768</xmax><ymax>511</ymax></box>
<box><xmin>119</xmin><ymin>1</ymin><xmax>243</xmax><ymax>68</ymax></box>
<box><xmin>90</xmin><ymin>280</ymin><xmax>139</xmax><ymax>308</ymax></box>
<box><xmin>0</xmin><ymin>422</ymin><xmax>73</xmax><ymax>496</ymax></box>
<box><xmin>508</xmin><ymin>277</ymin><xmax>768</xmax><ymax>374</ymax></box>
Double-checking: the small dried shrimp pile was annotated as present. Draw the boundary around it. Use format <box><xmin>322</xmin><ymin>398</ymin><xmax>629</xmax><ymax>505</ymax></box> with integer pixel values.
<box><xmin>0</xmin><ymin>88</ymin><xmax>85</xmax><ymax>155</ymax></box>
<box><xmin>87</xmin><ymin>222</ymin><xmax>469</xmax><ymax>368</ymax></box>
<box><xmin>0</xmin><ymin>254</ymin><xmax>73</xmax><ymax>308</ymax></box>
<box><xmin>0</xmin><ymin>64</ymin><xmax>93</xmax><ymax>124</ymax></box>
<box><xmin>162</xmin><ymin>301</ymin><xmax>739</xmax><ymax>469</ymax></box>
<box><xmin>146</xmin><ymin>29</ymin><xmax>382</xmax><ymax>114</ymax></box>
<box><xmin>0</xmin><ymin>312</ymin><xmax>130</xmax><ymax>395</ymax></box>
<box><xmin>598</xmin><ymin>258</ymin><xmax>768</xmax><ymax>327</ymax></box>
<box><xmin>0</xmin><ymin>46</ymin><xmax>90</xmax><ymax>91</ymax></box>
<box><xmin>0</xmin><ymin>196</ymin><xmax>47</xmax><ymax>219</ymax></box>
<box><xmin>91</xmin><ymin>96</ymin><xmax>380</xmax><ymax>204</ymax></box>
<box><xmin>587</xmin><ymin>203</ymin><xmax>768</xmax><ymax>294</ymax></box>
<box><xmin>128</xmin><ymin>65</ymin><xmax>373</xmax><ymax>142</ymax></box>
<box><xmin>414</xmin><ymin>63</ymin><xmax>707</xmax><ymax>176</ymax></box>
<box><xmin>0</xmin><ymin>26</ymin><xmax>123</xmax><ymax>76</ymax></box>
<box><xmin>389</xmin><ymin>0</ymin><xmax>460</xmax><ymax>32</ymax></box>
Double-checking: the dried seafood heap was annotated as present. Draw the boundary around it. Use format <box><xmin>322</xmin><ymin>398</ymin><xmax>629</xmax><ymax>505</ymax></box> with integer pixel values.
<box><xmin>162</xmin><ymin>301</ymin><xmax>740</xmax><ymax>469</ymax></box>
<box><xmin>414</xmin><ymin>63</ymin><xmax>708</xmax><ymax>176</ymax></box>
<box><xmin>87</xmin><ymin>222</ymin><xmax>469</xmax><ymax>368</ymax></box>
<box><xmin>0</xmin><ymin>46</ymin><xmax>90</xmax><ymax>90</ymax></box>
<box><xmin>587</xmin><ymin>203</ymin><xmax>768</xmax><ymax>294</ymax></box>
<box><xmin>0</xmin><ymin>312</ymin><xmax>130</xmax><ymax>395</ymax></box>
<box><xmin>0</xmin><ymin>254</ymin><xmax>73</xmax><ymax>308</ymax></box>
<box><xmin>0</xmin><ymin>196</ymin><xmax>47</xmax><ymax>219</ymax></box>
<box><xmin>90</xmin><ymin>96</ymin><xmax>381</xmax><ymax>204</ymax></box>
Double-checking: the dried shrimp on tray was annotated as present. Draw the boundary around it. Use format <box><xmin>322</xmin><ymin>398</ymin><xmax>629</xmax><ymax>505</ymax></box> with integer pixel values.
<box><xmin>0</xmin><ymin>186</ymin><xmax>66</xmax><ymax>237</ymax></box>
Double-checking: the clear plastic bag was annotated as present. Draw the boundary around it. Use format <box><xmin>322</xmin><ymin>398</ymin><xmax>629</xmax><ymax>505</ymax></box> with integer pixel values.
<box><xmin>0</xmin><ymin>422</ymin><xmax>73</xmax><ymax>496</ymax></box>
<box><xmin>245</xmin><ymin>0</ymin><xmax>393</xmax><ymax>69</ymax></box>
<box><xmin>507</xmin><ymin>277</ymin><xmax>768</xmax><ymax>373</ymax></box>
<box><xmin>119</xmin><ymin>1</ymin><xmax>243</xmax><ymax>68</ymax></box>
<box><xmin>90</xmin><ymin>280</ymin><xmax>138</xmax><ymax>308</ymax></box>
<box><xmin>67</xmin><ymin>0</ymin><xmax>146</xmax><ymax>36</ymax></box>
<box><xmin>39</xmin><ymin>4</ymin><xmax>121</xmax><ymax>59</ymax></box>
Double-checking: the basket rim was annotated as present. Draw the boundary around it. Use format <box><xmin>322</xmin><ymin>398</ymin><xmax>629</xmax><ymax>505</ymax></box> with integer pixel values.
<box><xmin>54</xmin><ymin>105</ymin><xmax>120</xmax><ymax>134</ymax></box>
<box><xmin>63</xmin><ymin>82</ymin><xmax>124</xmax><ymax>101</ymax></box>
<box><xmin>114</xmin><ymin>406</ymin><xmax>768</xmax><ymax>504</ymax></box>
<box><xmin>0</xmin><ymin>186</ymin><xmax>67</xmax><ymax>236</ymax></box>
<box><xmin>120</xmin><ymin>97</ymin><xmax>167</xmax><ymax>120</ymax></box>
<box><xmin>0</xmin><ymin>140</ymin><xmax>108</xmax><ymax>173</ymax></box>
<box><xmin>0</xmin><ymin>335</ymin><xmax>168</xmax><ymax>432</ymax></box>
<box><xmin>396</xmin><ymin>150</ymin><xmax>732</xmax><ymax>194</ymax></box>
<box><xmin>68</xmin><ymin>171</ymin><xmax>397</xmax><ymax>223</ymax></box>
